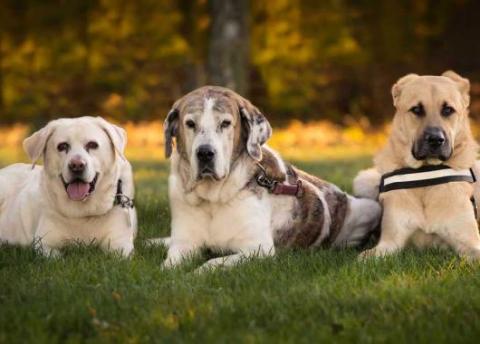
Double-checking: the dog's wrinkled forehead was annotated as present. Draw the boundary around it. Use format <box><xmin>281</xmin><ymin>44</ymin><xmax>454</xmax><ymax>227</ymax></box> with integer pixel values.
<box><xmin>178</xmin><ymin>88</ymin><xmax>239</xmax><ymax>119</ymax></box>
<box><xmin>164</xmin><ymin>85</ymin><xmax>271</xmax><ymax>161</ymax></box>
<box><xmin>393</xmin><ymin>72</ymin><xmax>471</xmax><ymax>111</ymax></box>
<box><xmin>401</xmin><ymin>78</ymin><xmax>462</xmax><ymax>106</ymax></box>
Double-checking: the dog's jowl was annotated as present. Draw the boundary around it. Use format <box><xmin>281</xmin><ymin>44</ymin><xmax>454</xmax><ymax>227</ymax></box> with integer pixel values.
<box><xmin>155</xmin><ymin>86</ymin><xmax>381</xmax><ymax>271</ymax></box>
<box><xmin>0</xmin><ymin>116</ymin><xmax>137</xmax><ymax>256</ymax></box>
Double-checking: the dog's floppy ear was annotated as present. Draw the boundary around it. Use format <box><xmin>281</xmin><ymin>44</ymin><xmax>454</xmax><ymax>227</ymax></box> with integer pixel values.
<box><xmin>391</xmin><ymin>73</ymin><xmax>419</xmax><ymax>107</ymax></box>
<box><xmin>237</xmin><ymin>96</ymin><xmax>272</xmax><ymax>161</ymax></box>
<box><xmin>23</xmin><ymin>120</ymin><xmax>57</xmax><ymax>166</ymax></box>
<box><xmin>164</xmin><ymin>107</ymin><xmax>179</xmax><ymax>159</ymax></box>
<box><xmin>442</xmin><ymin>70</ymin><xmax>471</xmax><ymax>107</ymax></box>
<box><xmin>96</xmin><ymin>117</ymin><xmax>127</xmax><ymax>161</ymax></box>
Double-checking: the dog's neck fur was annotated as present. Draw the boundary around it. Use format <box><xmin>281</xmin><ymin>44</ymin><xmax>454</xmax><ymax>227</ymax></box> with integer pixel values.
<box><xmin>375</xmin><ymin>118</ymin><xmax>478</xmax><ymax>173</ymax></box>
<box><xmin>172</xmin><ymin>146</ymin><xmax>288</xmax><ymax>206</ymax></box>
<box><xmin>41</xmin><ymin>162</ymin><xmax>122</xmax><ymax>219</ymax></box>
<box><xmin>173</xmin><ymin>150</ymin><xmax>258</xmax><ymax>205</ymax></box>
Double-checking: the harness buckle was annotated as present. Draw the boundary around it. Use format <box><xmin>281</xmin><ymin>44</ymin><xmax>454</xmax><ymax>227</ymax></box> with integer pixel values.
<box><xmin>256</xmin><ymin>172</ymin><xmax>277</xmax><ymax>192</ymax></box>
<box><xmin>115</xmin><ymin>194</ymin><xmax>135</xmax><ymax>209</ymax></box>
<box><xmin>114</xmin><ymin>179</ymin><xmax>135</xmax><ymax>208</ymax></box>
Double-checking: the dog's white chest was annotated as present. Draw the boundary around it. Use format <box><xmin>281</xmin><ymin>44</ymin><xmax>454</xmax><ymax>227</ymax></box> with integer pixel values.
<box><xmin>269</xmin><ymin>194</ymin><xmax>296</xmax><ymax>232</ymax></box>
<box><xmin>197</xmin><ymin>194</ymin><xmax>272</xmax><ymax>250</ymax></box>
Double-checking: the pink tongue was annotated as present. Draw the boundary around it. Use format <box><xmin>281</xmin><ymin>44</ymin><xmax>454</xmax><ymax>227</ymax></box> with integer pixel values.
<box><xmin>66</xmin><ymin>181</ymin><xmax>90</xmax><ymax>201</ymax></box>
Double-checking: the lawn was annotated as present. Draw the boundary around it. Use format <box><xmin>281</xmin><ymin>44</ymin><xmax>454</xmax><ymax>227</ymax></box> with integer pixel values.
<box><xmin>1</xmin><ymin>151</ymin><xmax>480</xmax><ymax>343</ymax></box>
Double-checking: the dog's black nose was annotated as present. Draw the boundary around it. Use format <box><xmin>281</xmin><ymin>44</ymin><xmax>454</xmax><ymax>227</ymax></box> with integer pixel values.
<box><xmin>424</xmin><ymin>127</ymin><xmax>446</xmax><ymax>148</ymax></box>
<box><xmin>196</xmin><ymin>145</ymin><xmax>215</xmax><ymax>163</ymax></box>
<box><xmin>68</xmin><ymin>157</ymin><xmax>86</xmax><ymax>173</ymax></box>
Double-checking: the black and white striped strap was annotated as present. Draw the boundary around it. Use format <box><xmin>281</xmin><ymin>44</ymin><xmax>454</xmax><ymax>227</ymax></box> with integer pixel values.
<box><xmin>379</xmin><ymin>165</ymin><xmax>476</xmax><ymax>193</ymax></box>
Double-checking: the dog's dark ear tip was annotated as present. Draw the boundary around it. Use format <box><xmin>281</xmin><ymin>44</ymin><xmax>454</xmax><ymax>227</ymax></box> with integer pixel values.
<box><xmin>246</xmin><ymin>143</ymin><xmax>262</xmax><ymax>161</ymax></box>
<box><xmin>164</xmin><ymin>108</ymin><xmax>179</xmax><ymax>160</ymax></box>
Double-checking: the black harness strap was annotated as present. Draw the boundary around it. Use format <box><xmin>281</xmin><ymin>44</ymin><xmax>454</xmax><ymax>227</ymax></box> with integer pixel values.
<box><xmin>380</xmin><ymin>165</ymin><xmax>475</xmax><ymax>193</ymax></box>
<box><xmin>379</xmin><ymin>165</ymin><xmax>478</xmax><ymax>220</ymax></box>
<box><xmin>472</xmin><ymin>197</ymin><xmax>478</xmax><ymax>220</ymax></box>
<box><xmin>114</xmin><ymin>179</ymin><xmax>135</xmax><ymax>208</ymax></box>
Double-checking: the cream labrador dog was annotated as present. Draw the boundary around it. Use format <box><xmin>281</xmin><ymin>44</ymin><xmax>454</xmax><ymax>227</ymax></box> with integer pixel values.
<box><xmin>0</xmin><ymin>116</ymin><xmax>137</xmax><ymax>256</ymax></box>
<box><xmin>354</xmin><ymin>71</ymin><xmax>480</xmax><ymax>260</ymax></box>
<box><xmin>155</xmin><ymin>86</ymin><xmax>381</xmax><ymax>271</ymax></box>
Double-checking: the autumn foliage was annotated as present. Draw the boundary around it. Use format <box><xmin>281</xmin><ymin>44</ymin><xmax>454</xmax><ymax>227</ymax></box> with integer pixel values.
<box><xmin>1</xmin><ymin>0</ymin><xmax>480</xmax><ymax>125</ymax></box>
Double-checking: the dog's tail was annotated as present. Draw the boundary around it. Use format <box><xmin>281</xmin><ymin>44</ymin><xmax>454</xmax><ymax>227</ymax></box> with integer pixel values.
<box><xmin>332</xmin><ymin>196</ymin><xmax>382</xmax><ymax>249</ymax></box>
<box><xmin>353</xmin><ymin>168</ymin><xmax>381</xmax><ymax>200</ymax></box>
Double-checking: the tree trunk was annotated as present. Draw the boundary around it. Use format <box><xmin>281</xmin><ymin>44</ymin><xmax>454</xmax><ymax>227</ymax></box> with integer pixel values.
<box><xmin>0</xmin><ymin>35</ymin><xmax>3</xmax><ymax>115</ymax></box>
<box><xmin>207</xmin><ymin>0</ymin><xmax>249</xmax><ymax>95</ymax></box>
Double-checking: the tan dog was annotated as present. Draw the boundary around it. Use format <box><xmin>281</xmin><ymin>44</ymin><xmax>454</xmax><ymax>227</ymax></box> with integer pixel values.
<box><xmin>153</xmin><ymin>86</ymin><xmax>381</xmax><ymax>271</ymax></box>
<box><xmin>354</xmin><ymin>71</ymin><xmax>480</xmax><ymax>259</ymax></box>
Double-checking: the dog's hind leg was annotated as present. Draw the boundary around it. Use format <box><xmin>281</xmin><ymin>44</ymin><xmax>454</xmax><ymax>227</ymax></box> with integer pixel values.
<box><xmin>332</xmin><ymin>196</ymin><xmax>382</xmax><ymax>248</ymax></box>
<box><xmin>163</xmin><ymin>241</ymin><xmax>202</xmax><ymax>268</ymax></box>
<box><xmin>433</xmin><ymin>206</ymin><xmax>480</xmax><ymax>261</ymax></box>
<box><xmin>359</xmin><ymin>204</ymin><xmax>417</xmax><ymax>259</ymax></box>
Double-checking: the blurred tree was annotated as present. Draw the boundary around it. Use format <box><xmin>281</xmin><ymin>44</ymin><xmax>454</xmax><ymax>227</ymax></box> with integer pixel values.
<box><xmin>0</xmin><ymin>1</ymin><xmax>5</xmax><ymax>114</ymax></box>
<box><xmin>0</xmin><ymin>0</ymin><xmax>479</xmax><ymax>125</ymax></box>
<box><xmin>0</xmin><ymin>32</ymin><xmax>3</xmax><ymax>114</ymax></box>
<box><xmin>207</xmin><ymin>0</ymin><xmax>249</xmax><ymax>95</ymax></box>
<box><xmin>177</xmin><ymin>0</ymin><xmax>209</xmax><ymax>92</ymax></box>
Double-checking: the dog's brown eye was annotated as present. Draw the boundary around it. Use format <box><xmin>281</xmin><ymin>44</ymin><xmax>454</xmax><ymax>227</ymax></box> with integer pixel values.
<box><xmin>57</xmin><ymin>142</ymin><xmax>69</xmax><ymax>152</ymax></box>
<box><xmin>409</xmin><ymin>104</ymin><xmax>425</xmax><ymax>117</ymax></box>
<box><xmin>86</xmin><ymin>141</ymin><xmax>99</xmax><ymax>151</ymax></box>
<box><xmin>441</xmin><ymin>104</ymin><xmax>455</xmax><ymax>117</ymax></box>
<box><xmin>221</xmin><ymin>120</ymin><xmax>231</xmax><ymax>129</ymax></box>
<box><xmin>186</xmin><ymin>120</ymin><xmax>196</xmax><ymax>129</ymax></box>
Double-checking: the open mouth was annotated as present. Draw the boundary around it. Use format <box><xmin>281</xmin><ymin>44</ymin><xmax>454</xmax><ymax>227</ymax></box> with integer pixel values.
<box><xmin>61</xmin><ymin>173</ymin><xmax>99</xmax><ymax>201</ymax></box>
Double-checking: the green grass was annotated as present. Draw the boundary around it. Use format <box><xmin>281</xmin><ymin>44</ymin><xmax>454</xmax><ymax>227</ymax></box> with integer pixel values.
<box><xmin>1</xmin><ymin>154</ymin><xmax>480</xmax><ymax>343</ymax></box>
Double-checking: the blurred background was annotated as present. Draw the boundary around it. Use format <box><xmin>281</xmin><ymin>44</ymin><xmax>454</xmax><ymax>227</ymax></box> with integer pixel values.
<box><xmin>0</xmin><ymin>0</ymin><xmax>480</xmax><ymax>160</ymax></box>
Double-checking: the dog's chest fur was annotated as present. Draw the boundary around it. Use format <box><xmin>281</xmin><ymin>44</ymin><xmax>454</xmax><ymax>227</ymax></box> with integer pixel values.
<box><xmin>380</xmin><ymin>180</ymin><xmax>475</xmax><ymax>233</ymax></box>
<box><xmin>172</xmin><ymin>147</ymin><xmax>349</xmax><ymax>249</ymax></box>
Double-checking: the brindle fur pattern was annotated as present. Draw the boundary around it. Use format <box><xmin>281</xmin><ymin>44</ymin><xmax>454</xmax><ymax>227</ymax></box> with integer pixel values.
<box><xmin>161</xmin><ymin>85</ymin><xmax>381</xmax><ymax>271</ymax></box>
<box><xmin>257</xmin><ymin>147</ymin><xmax>348</xmax><ymax>248</ymax></box>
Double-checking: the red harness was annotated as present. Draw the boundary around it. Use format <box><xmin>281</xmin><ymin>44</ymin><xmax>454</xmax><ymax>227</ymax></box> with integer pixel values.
<box><xmin>255</xmin><ymin>165</ymin><xmax>303</xmax><ymax>197</ymax></box>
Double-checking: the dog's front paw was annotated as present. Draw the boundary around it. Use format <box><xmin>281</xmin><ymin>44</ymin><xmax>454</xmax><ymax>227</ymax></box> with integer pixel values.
<box><xmin>193</xmin><ymin>257</ymin><xmax>229</xmax><ymax>274</ymax></box>
<box><xmin>193</xmin><ymin>264</ymin><xmax>212</xmax><ymax>274</ymax></box>
<box><xmin>147</xmin><ymin>237</ymin><xmax>171</xmax><ymax>247</ymax></box>
<box><xmin>461</xmin><ymin>248</ymin><xmax>480</xmax><ymax>262</ymax></box>
<box><xmin>358</xmin><ymin>247</ymin><xmax>388</xmax><ymax>261</ymax></box>
<box><xmin>161</xmin><ymin>258</ymin><xmax>177</xmax><ymax>269</ymax></box>
<box><xmin>36</xmin><ymin>245</ymin><xmax>61</xmax><ymax>258</ymax></box>
<box><xmin>161</xmin><ymin>254</ymin><xmax>188</xmax><ymax>269</ymax></box>
<box><xmin>107</xmin><ymin>241</ymin><xmax>134</xmax><ymax>258</ymax></box>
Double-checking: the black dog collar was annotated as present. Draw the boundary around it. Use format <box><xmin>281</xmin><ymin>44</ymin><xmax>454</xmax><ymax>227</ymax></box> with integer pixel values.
<box><xmin>114</xmin><ymin>179</ymin><xmax>135</xmax><ymax>208</ymax></box>
<box><xmin>379</xmin><ymin>165</ymin><xmax>476</xmax><ymax>193</ymax></box>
